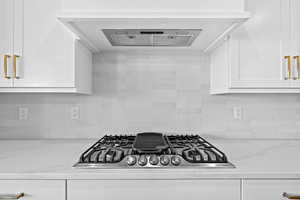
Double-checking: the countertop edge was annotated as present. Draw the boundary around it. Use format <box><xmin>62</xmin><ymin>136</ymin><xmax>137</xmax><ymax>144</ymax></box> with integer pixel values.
<box><xmin>1</xmin><ymin>173</ymin><xmax>300</xmax><ymax>180</ymax></box>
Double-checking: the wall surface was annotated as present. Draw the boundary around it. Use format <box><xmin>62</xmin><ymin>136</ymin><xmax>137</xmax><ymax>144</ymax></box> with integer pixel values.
<box><xmin>0</xmin><ymin>50</ymin><xmax>300</xmax><ymax>139</ymax></box>
<box><xmin>62</xmin><ymin>0</ymin><xmax>244</xmax><ymax>12</ymax></box>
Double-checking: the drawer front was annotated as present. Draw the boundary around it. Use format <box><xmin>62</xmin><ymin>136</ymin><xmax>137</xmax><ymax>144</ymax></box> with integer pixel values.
<box><xmin>243</xmin><ymin>180</ymin><xmax>300</xmax><ymax>200</ymax></box>
<box><xmin>0</xmin><ymin>180</ymin><xmax>65</xmax><ymax>200</ymax></box>
<box><xmin>68</xmin><ymin>180</ymin><xmax>240</xmax><ymax>200</ymax></box>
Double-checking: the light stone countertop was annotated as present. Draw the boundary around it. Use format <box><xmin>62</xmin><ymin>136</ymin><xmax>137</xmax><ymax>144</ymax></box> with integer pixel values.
<box><xmin>0</xmin><ymin>139</ymin><xmax>299</xmax><ymax>180</ymax></box>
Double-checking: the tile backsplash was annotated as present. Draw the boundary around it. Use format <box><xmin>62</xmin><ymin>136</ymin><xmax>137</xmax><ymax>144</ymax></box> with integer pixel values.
<box><xmin>1</xmin><ymin>50</ymin><xmax>300</xmax><ymax>139</ymax></box>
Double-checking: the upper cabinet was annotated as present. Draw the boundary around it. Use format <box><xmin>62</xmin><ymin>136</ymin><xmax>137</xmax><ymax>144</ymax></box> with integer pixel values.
<box><xmin>291</xmin><ymin>0</ymin><xmax>300</xmax><ymax>87</ymax></box>
<box><xmin>210</xmin><ymin>0</ymin><xmax>300</xmax><ymax>94</ymax></box>
<box><xmin>0</xmin><ymin>0</ymin><xmax>92</xmax><ymax>93</ymax></box>
<box><xmin>0</xmin><ymin>0</ymin><xmax>14</xmax><ymax>88</ymax></box>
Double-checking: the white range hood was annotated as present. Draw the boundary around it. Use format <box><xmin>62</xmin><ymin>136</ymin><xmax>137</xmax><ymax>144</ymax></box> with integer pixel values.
<box><xmin>58</xmin><ymin>10</ymin><xmax>250</xmax><ymax>53</ymax></box>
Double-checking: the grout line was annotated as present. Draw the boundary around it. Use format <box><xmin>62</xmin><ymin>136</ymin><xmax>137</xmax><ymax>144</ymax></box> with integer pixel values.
<box><xmin>240</xmin><ymin>179</ymin><xmax>243</xmax><ymax>200</ymax></box>
<box><xmin>65</xmin><ymin>180</ymin><xmax>68</xmax><ymax>200</ymax></box>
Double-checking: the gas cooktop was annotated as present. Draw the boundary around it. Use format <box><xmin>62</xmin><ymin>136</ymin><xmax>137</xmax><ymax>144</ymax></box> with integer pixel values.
<box><xmin>74</xmin><ymin>132</ymin><xmax>235</xmax><ymax>168</ymax></box>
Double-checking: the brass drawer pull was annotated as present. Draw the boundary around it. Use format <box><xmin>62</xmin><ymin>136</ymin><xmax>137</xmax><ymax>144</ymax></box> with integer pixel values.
<box><xmin>13</xmin><ymin>55</ymin><xmax>20</xmax><ymax>79</ymax></box>
<box><xmin>294</xmin><ymin>56</ymin><xmax>300</xmax><ymax>80</ymax></box>
<box><xmin>283</xmin><ymin>192</ymin><xmax>300</xmax><ymax>199</ymax></box>
<box><xmin>284</xmin><ymin>56</ymin><xmax>292</xmax><ymax>80</ymax></box>
<box><xmin>0</xmin><ymin>193</ymin><xmax>24</xmax><ymax>199</ymax></box>
<box><xmin>3</xmin><ymin>55</ymin><xmax>11</xmax><ymax>79</ymax></box>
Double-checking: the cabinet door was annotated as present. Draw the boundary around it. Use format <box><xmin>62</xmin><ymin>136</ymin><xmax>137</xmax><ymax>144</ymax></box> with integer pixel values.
<box><xmin>13</xmin><ymin>0</ymin><xmax>76</xmax><ymax>88</ymax></box>
<box><xmin>0</xmin><ymin>0</ymin><xmax>14</xmax><ymax>87</ymax></box>
<box><xmin>229</xmin><ymin>0</ymin><xmax>291</xmax><ymax>88</ymax></box>
<box><xmin>0</xmin><ymin>180</ymin><xmax>65</xmax><ymax>200</ymax></box>
<box><xmin>243</xmin><ymin>180</ymin><xmax>300</xmax><ymax>200</ymax></box>
<box><xmin>68</xmin><ymin>180</ymin><xmax>240</xmax><ymax>200</ymax></box>
<box><xmin>210</xmin><ymin>39</ymin><xmax>230</xmax><ymax>94</ymax></box>
<box><xmin>290</xmin><ymin>0</ymin><xmax>300</xmax><ymax>87</ymax></box>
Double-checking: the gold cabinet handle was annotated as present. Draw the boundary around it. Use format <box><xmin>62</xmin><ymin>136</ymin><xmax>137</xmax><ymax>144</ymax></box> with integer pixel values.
<box><xmin>293</xmin><ymin>56</ymin><xmax>300</xmax><ymax>80</ymax></box>
<box><xmin>283</xmin><ymin>192</ymin><xmax>300</xmax><ymax>199</ymax></box>
<box><xmin>0</xmin><ymin>193</ymin><xmax>24</xmax><ymax>199</ymax></box>
<box><xmin>284</xmin><ymin>56</ymin><xmax>292</xmax><ymax>80</ymax></box>
<box><xmin>3</xmin><ymin>55</ymin><xmax>11</xmax><ymax>79</ymax></box>
<box><xmin>13</xmin><ymin>55</ymin><xmax>20</xmax><ymax>79</ymax></box>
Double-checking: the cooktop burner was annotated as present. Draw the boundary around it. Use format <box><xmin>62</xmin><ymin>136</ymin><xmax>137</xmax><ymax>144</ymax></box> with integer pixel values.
<box><xmin>74</xmin><ymin>132</ymin><xmax>235</xmax><ymax>168</ymax></box>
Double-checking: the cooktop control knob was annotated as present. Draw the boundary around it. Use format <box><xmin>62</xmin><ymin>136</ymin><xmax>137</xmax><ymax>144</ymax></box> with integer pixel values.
<box><xmin>127</xmin><ymin>155</ymin><xmax>137</xmax><ymax>166</ymax></box>
<box><xmin>171</xmin><ymin>156</ymin><xmax>181</xmax><ymax>166</ymax></box>
<box><xmin>160</xmin><ymin>155</ymin><xmax>170</xmax><ymax>166</ymax></box>
<box><xmin>149</xmin><ymin>155</ymin><xmax>159</xmax><ymax>165</ymax></box>
<box><xmin>138</xmin><ymin>155</ymin><xmax>148</xmax><ymax>166</ymax></box>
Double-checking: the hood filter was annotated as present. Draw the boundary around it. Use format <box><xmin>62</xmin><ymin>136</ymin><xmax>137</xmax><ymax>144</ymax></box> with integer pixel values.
<box><xmin>102</xmin><ymin>29</ymin><xmax>201</xmax><ymax>47</ymax></box>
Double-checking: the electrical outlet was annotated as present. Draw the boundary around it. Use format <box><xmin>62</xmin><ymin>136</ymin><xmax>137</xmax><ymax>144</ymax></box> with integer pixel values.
<box><xmin>233</xmin><ymin>106</ymin><xmax>243</xmax><ymax>120</ymax></box>
<box><xmin>70</xmin><ymin>105</ymin><xmax>80</xmax><ymax>120</ymax></box>
<box><xmin>19</xmin><ymin>107</ymin><xmax>29</xmax><ymax>120</ymax></box>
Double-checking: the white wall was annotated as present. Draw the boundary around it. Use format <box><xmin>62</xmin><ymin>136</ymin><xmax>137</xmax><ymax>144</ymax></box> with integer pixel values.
<box><xmin>0</xmin><ymin>50</ymin><xmax>300</xmax><ymax>139</ymax></box>
<box><xmin>62</xmin><ymin>0</ymin><xmax>244</xmax><ymax>12</ymax></box>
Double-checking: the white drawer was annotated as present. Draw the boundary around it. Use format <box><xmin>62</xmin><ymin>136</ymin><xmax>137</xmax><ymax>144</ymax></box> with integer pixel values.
<box><xmin>243</xmin><ymin>180</ymin><xmax>300</xmax><ymax>200</ymax></box>
<box><xmin>0</xmin><ymin>180</ymin><xmax>65</xmax><ymax>200</ymax></box>
<box><xmin>68</xmin><ymin>180</ymin><xmax>240</xmax><ymax>200</ymax></box>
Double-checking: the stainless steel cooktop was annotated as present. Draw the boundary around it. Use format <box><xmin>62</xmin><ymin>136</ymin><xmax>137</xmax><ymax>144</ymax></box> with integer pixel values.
<box><xmin>74</xmin><ymin>132</ymin><xmax>235</xmax><ymax>169</ymax></box>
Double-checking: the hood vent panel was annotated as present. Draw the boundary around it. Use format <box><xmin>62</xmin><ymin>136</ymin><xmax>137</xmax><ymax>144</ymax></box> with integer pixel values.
<box><xmin>58</xmin><ymin>11</ymin><xmax>251</xmax><ymax>52</ymax></box>
<box><xmin>102</xmin><ymin>29</ymin><xmax>201</xmax><ymax>47</ymax></box>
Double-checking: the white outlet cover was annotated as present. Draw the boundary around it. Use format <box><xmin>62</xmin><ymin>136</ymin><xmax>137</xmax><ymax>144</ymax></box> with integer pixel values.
<box><xmin>18</xmin><ymin>107</ymin><xmax>29</xmax><ymax>120</ymax></box>
<box><xmin>233</xmin><ymin>106</ymin><xmax>242</xmax><ymax>120</ymax></box>
<box><xmin>70</xmin><ymin>106</ymin><xmax>80</xmax><ymax>120</ymax></box>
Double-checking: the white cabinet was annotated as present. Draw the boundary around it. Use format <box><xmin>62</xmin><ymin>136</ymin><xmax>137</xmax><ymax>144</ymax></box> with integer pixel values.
<box><xmin>210</xmin><ymin>0</ymin><xmax>300</xmax><ymax>94</ymax></box>
<box><xmin>291</xmin><ymin>0</ymin><xmax>300</xmax><ymax>87</ymax></box>
<box><xmin>210</xmin><ymin>38</ymin><xmax>230</xmax><ymax>93</ymax></box>
<box><xmin>243</xmin><ymin>180</ymin><xmax>300</xmax><ymax>200</ymax></box>
<box><xmin>210</xmin><ymin>0</ymin><xmax>291</xmax><ymax>93</ymax></box>
<box><xmin>0</xmin><ymin>0</ymin><xmax>92</xmax><ymax>93</ymax></box>
<box><xmin>0</xmin><ymin>180</ymin><xmax>65</xmax><ymax>200</ymax></box>
<box><xmin>0</xmin><ymin>0</ymin><xmax>14</xmax><ymax>87</ymax></box>
<box><xmin>15</xmin><ymin>0</ymin><xmax>74</xmax><ymax>88</ymax></box>
<box><xmin>68</xmin><ymin>179</ymin><xmax>240</xmax><ymax>200</ymax></box>
<box><xmin>230</xmin><ymin>0</ymin><xmax>290</xmax><ymax>88</ymax></box>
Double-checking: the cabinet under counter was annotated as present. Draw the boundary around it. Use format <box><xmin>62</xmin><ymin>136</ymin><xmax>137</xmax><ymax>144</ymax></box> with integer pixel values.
<box><xmin>67</xmin><ymin>179</ymin><xmax>240</xmax><ymax>200</ymax></box>
<box><xmin>0</xmin><ymin>180</ymin><xmax>65</xmax><ymax>200</ymax></box>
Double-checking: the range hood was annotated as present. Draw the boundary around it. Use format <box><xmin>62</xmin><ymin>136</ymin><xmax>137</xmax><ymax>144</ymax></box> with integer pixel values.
<box><xmin>102</xmin><ymin>29</ymin><xmax>201</xmax><ymax>47</ymax></box>
<box><xmin>58</xmin><ymin>11</ymin><xmax>250</xmax><ymax>53</ymax></box>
